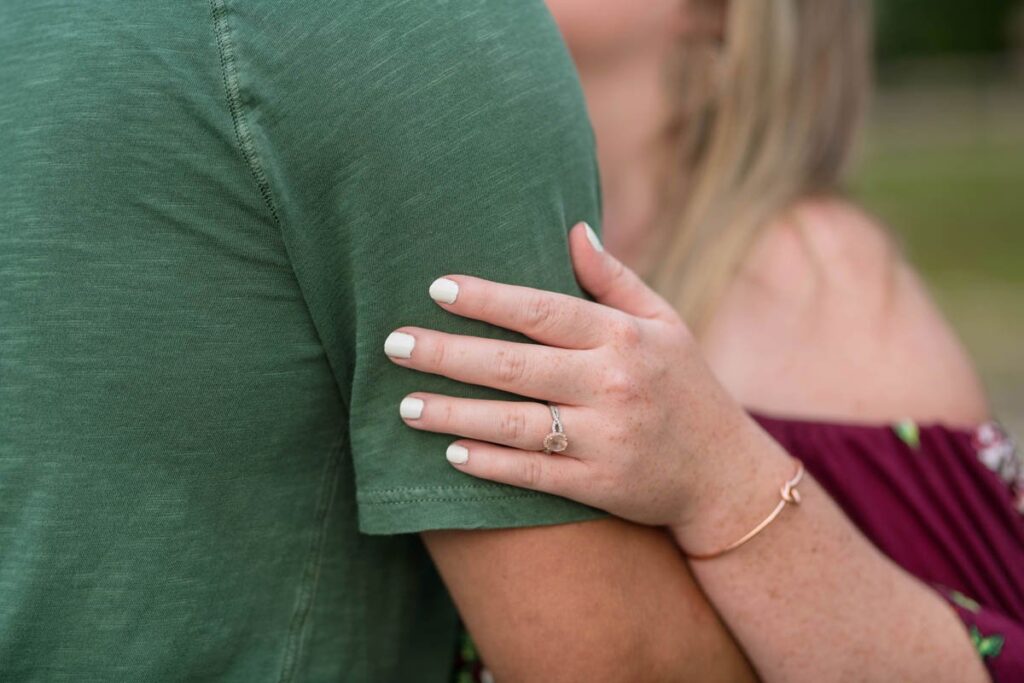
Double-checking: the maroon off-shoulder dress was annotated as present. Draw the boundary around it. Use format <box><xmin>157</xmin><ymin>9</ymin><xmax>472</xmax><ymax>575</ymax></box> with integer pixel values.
<box><xmin>751</xmin><ymin>413</ymin><xmax>1024</xmax><ymax>680</ymax></box>
<box><xmin>454</xmin><ymin>416</ymin><xmax>1024</xmax><ymax>681</ymax></box>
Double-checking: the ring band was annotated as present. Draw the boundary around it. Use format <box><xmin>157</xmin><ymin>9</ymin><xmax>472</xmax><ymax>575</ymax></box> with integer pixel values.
<box><xmin>542</xmin><ymin>403</ymin><xmax>569</xmax><ymax>454</ymax></box>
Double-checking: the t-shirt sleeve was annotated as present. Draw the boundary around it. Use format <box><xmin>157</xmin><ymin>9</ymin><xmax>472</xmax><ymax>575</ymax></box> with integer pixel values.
<box><xmin>233</xmin><ymin>1</ymin><xmax>610</xmax><ymax>534</ymax></box>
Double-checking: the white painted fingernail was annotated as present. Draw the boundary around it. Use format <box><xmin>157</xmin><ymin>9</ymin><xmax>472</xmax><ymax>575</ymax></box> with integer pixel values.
<box><xmin>446</xmin><ymin>443</ymin><xmax>469</xmax><ymax>465</ymax></box>
<box><xmin>584</xmin><ymin>222</ymin><xmax>604</xmax><ymax>252</ymax></box>
<box><xmin>400</xmin><ymin>396</ymin><xmax>424</xmax><ymax>419</ymax></box>
<box><xmin>429</xmin><ymin>277</ymin><xmax>459</xmax><ymax>304</ymax></box>
<box><xmin>384</xmin><ymin>331</ymin><xmax>415</xmax><ymax>358</ymax></box>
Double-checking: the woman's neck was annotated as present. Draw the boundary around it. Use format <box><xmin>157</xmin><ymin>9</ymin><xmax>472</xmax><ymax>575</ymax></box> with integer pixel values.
<box><xmin>577</xmin><ymin>54</ymin><xmax>676</xmax><ymax>275</ymax></box>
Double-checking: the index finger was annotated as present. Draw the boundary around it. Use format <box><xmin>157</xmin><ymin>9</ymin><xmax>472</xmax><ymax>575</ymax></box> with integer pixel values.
<box><xmin>427</xmin><ymin>274</ymin><xmax>628</xmax><ymax>349</ymax></box>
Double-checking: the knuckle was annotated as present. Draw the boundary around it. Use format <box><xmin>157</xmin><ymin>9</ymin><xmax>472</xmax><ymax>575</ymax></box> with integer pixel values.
<box><xmin>595</xmin><ymin>457</ymin><xmax>625</xmax><ymax>485</ymax></box>
<box><xmin>498</xmin><ymin>408</ymin><xmax>528</xmax><ymax>443</ymax></box>
<box><xmin>474</xmin><ymin>289</ymin><xmax>496</xmax><ymax>316</ymax></box>
<box><xmin>601</xmin><ymin>367</ymin><xmax>638</xmax><ymax>400</ymax></box>
<box><xmin>609</xmin><ymin>317</ymin><xmax>642</xmax><ymax>346</ymax></box>
<box><xmin>523</xmin><ymin>293</ymin><xmax>559</xmax><ymax>331</ymax></box>
<box><xmin>495</xmin><ymin>348</ymin><xmax>529</xmax><ymax>385</ymax></box>
<box><xmin>441</xmin><ymin>400</ymin><xmax>458</xmax><ymax>428</ymax></box>
<box><xmin>518</xmin><ymin>456</ymin><xmax>545</xmax><ymax>489</ymax></box>
<box><xmin>608</xmin><ymin>256</ymin><xmax>628</xmax><ymax>283</ymax></box>
<box><xmin>429</xmin><ymin>337</ymin><xmax>447</xmax><ymax>370</ymax></box>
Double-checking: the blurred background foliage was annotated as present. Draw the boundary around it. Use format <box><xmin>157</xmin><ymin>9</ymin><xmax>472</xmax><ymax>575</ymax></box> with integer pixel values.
<box><xmin>852</xmin><ymin>1</ymin><xmax>1023</xmax><ymax>434</ymax></box>
<box><xmin>875</xmin><ymin>0</ymin><xmax>1019</xmax><ymax>59</ymax></box>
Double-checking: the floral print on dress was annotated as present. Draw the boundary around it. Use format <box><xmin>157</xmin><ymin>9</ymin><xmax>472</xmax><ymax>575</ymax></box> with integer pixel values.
<box><xmin>894</xmin><ymin>419</ymin><xmax>1023</xmax><ymax>514</ymax></box>
<box><xmin>946</xmin><ymin>589</ymin><xmax>1007</xmax><ymax>662</ymax></box>
<box><xmin>972</xmin><ymin>422</ymin><xmax>1024</xmax><ymax>514</ymax></box>
<box><xmin>892</xmin><ymin>419</ymin><xmax>922</xmax><ymax>450</ymax></box>
<box><xmin>452</xmin><ymin>626</ymin><xmax>494</xmax><ymax>683</ymax></box>
<box><xmin>950</xmin><ymin>590</ymin><xmax>983</xmax><ymax>613</ymax></box>
<box><xmin>971</xmin><ymin>625</ymin><xmax>1007</xmax><ymax>660</ymax></box>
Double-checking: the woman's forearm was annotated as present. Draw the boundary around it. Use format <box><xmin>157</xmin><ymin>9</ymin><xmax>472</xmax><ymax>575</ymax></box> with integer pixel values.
<box><xmin>671</xmin><ymin>421</ymin><xmax>988</xmax><ymax>683</ymax></box>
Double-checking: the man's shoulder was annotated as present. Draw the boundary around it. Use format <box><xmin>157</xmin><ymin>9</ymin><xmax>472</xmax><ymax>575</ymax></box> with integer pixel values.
<box><xmin>237</xmin><ymin>0</ymin><xmax>597</xmax><ymax>231</ymax></box>
<box><xmin>236</xmin><ymin>1</ymin><xmax>582</xmax><ymax>124</ymax></box>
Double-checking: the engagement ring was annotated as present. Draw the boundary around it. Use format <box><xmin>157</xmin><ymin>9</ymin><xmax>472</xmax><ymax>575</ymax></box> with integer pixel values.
<box><xmin>542</xmin><ymin>403</ymin><xmax>569</xmax><ymax>454</ymax></box>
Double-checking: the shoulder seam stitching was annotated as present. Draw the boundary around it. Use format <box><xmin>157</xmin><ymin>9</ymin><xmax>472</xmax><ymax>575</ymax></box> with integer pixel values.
<box><xmin>208</xmin><ymin>4</ymin><xmax>334</xmax><ymax>681</ymax></box>
<box><xmin>207</xmin><ymin>0</ymin><xmax>352</xmax><ymax>418</ymax></box>
<box><xmin>209</xmin><ymin>0</ymin><xmax>282</xmax><ymax>227</ymax></box>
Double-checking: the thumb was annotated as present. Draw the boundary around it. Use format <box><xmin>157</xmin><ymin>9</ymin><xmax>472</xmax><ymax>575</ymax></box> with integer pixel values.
<box><xmin>569</xmin><ymin>222</ymin><xmax>677</xmax><ymax>322</ymax></box>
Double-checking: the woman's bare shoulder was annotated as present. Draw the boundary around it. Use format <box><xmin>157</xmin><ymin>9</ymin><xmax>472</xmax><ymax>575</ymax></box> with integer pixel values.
<box><xmin>700</xmin><ymin>197</ymin><xmax>991</xmax><ymax>427</ymax></box>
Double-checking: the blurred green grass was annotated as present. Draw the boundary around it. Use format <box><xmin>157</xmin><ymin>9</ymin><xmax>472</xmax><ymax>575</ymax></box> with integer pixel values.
<box><xmin>851</xmin><ymin>65</ymin><xmax>1024</xmax><ymax>435</ymax></box>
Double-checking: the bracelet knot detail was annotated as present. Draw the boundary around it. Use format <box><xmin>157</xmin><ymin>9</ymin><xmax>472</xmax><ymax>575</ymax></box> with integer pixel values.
<box><xmin>780</xmin><ymin>474</ymin><xmax>802</xmax><ymax>505</ymax></box>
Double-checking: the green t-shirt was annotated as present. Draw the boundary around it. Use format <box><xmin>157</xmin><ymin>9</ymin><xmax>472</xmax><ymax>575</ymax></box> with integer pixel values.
<box><xmin>0</xmin><ymin>1</ymin><xmax>608</xmax><ymax>681</ymax></box>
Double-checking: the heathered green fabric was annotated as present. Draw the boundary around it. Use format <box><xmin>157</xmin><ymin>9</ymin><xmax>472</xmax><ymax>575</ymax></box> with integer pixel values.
<box><xmin>0</xmin><ymin>1</ymin><xmax>607</xmax><ymax>680</ymax></box>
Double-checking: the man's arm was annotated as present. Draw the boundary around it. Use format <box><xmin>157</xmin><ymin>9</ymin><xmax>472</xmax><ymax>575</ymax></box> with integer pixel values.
<box><xmin>226</xmin><ymin>3</ymin><xmax>754</xmax><ymax>678</ymax></box>
<box><xmin>423</xmin><ymin>518</ymin><xmax>756</xmax><ymax>682</ymax></box>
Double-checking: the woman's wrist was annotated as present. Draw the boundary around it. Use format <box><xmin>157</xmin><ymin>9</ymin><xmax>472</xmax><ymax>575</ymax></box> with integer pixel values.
<box><xmin>669</xmin><ymin>417</ymin><xmax>798</xmax><ymax>556</ymax></box>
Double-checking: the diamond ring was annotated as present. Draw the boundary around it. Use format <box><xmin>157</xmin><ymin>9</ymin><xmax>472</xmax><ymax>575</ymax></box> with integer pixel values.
<box><xmin>542</xmin><ymin>403</ymin><xmax>569</xmax><ymax>454</ymax></box>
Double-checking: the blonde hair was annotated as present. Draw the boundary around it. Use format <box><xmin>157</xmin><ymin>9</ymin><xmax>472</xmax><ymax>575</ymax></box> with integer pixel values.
<box><xmin>643</xmin><ymin>0</ymin><xmax>873</xmax><ymax>333</ymax></box>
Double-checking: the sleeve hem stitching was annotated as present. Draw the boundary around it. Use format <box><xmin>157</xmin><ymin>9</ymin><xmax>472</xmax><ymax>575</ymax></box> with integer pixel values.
<box><xmin>359</xmin><ymin>491</ymin><xmax>550</xmax><ymax>506</ymax></box>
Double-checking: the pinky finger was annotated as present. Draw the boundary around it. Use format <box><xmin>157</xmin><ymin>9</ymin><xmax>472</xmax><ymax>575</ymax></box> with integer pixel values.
<box><xmin>445</xmin><ymin>439</ymin><xmax>582</xmax><ymax>498</ymax></box>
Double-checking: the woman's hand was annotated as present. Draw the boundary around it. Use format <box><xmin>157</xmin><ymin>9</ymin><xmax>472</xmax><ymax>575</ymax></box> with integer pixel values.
<box><xmin>385</xmin><ymin>227</ymin><xmax>996</xmax><ymax>683</ymax></box>
<box><xmin>384</xmin><ymin>222</ymin><xmax>763</xmax><ymax>530</ymax></box>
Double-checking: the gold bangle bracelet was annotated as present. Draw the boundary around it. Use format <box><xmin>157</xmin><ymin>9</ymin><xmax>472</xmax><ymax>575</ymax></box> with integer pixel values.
<box><xmin>685</xmin><ymin>459</ymin><xmax>805</xmax><ymax>561</ymax></box>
